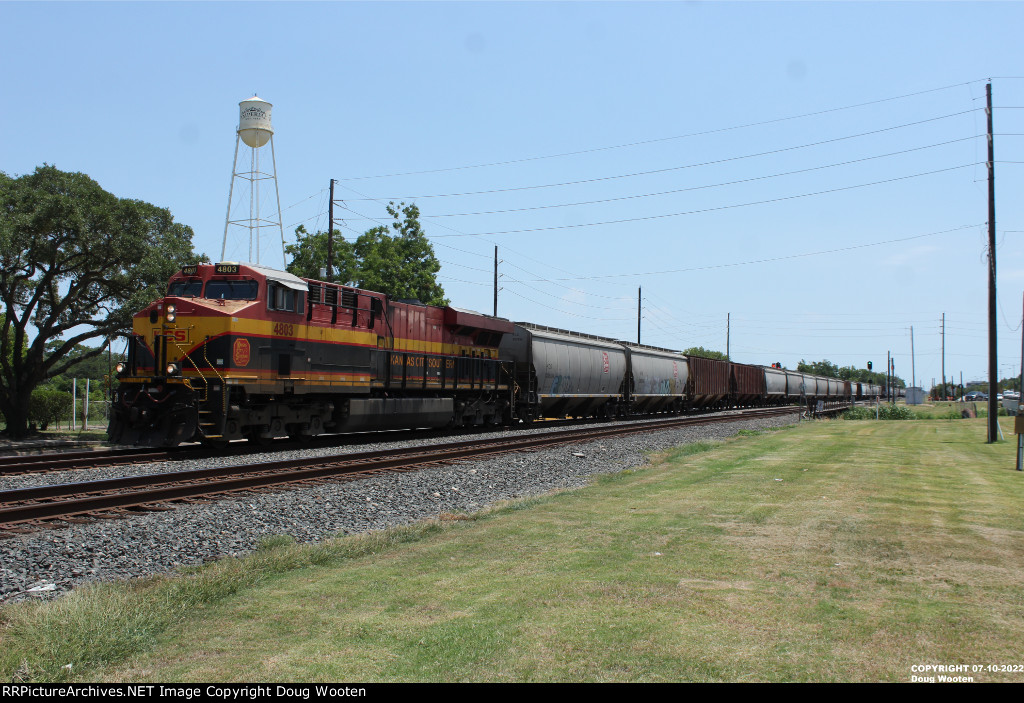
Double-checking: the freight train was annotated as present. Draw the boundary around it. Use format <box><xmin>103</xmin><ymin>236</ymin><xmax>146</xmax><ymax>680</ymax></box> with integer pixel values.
<box><xmin>108</xmin><ymin>262</ymin><xmax>880</xmax><ymax>446</ymax></box>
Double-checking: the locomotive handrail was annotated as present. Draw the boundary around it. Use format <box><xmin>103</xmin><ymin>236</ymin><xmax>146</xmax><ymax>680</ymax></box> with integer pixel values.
<box><xmin>172</xmin><ymin>337</ymin><xmax>207</xmax><ymax>400</ymax></box>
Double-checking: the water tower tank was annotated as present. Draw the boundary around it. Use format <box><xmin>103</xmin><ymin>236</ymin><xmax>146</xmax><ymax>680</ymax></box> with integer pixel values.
<box><xmin>238</xmin><ymin>96</ymin><xmax>273</xmax><ymax>148</ymax></box>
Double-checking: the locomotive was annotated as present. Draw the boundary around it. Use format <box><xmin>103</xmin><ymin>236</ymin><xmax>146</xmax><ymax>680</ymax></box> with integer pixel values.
<box><xmin>108</xmin><ymin>262</ymin><xmax>879</xmax><ymax>447</ymax></box>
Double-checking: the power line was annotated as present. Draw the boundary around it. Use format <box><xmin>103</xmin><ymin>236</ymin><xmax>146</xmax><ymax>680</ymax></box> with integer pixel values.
<box><xmin>344</xmin><ymin>111</ymin><xmax>981</xmax><ymax>202</ymax></box>
<box><xmin>511</xmin><ymin>224</ymin><xmax>981</xmax><ymax>281</ymax></box>
<box><xmin>336</xmin><ymin>80</ymin><xmax>983</xmax><ymax>181</ymax></box>
<box><xmin>420</xmin><ymin>137</ymin><xmax>984</xmax><ymax>220</ymax></box>
<box><xmin>434</xmin><ymin>165</ymin><xmax>982</xmax><ymax>238</ymax></box>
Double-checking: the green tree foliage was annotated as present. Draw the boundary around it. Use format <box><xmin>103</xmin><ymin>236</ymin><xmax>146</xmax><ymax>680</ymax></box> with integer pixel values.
<box><xmin>797</xmin><ymin>359</ymin><xmax>840</xmax><ymax>379</ymax></box>
<box><xmin>999</xmin><ymin>376</ymin><xmax>1020</xmax><ymax>392</ymax></box>
<box><xmin>284</xmin><ymin>225</ymin><xmax>357</xmax><ymax>284</ymax></box>
<box><xmin>0</xmin><ymin>165</ymin><xmax>204</xmax><ymax>437</ymax></box>
<box><xmin>28</xmin><ymin>386</ymin><xmax>72</xmax><ymax>431</ymax></box>
<box><xmin>682</xmin><ymin>346</ymin><xmax>728</xmax><ymax>361</ymax></box>
<box><xmin>285</xmin><ymin>202</ymin><xmax>448</xmax><ymax>306</ymax></box>
<box><xmin>797</xmin><ymin>359</ymin><xmax>903</xmax><ymax>386</ymax></box>
<box><xmin>42</xmin><ymin>343</ymin><xmax>123</xmax><ymax>395</ymax></box>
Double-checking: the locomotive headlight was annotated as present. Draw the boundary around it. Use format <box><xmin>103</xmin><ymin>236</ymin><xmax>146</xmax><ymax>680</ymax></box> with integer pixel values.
<box><xmin>115</xmin><ymin>362</ymin><xmax>126</xmax><ymax>374</ymax></box>
<box><xmin>166</xmin><ymin>311</ymin><xmax>177</xmax><ymax>323</ymax></box>
<box><xmin>166</xmin><ymin>362</ymin><xmax>180</xmax><ymax>376</ymax></box>
<box><xmin>166</xmin><ymin>303</ymin><xmax>176</xmax><ymax>314</ymax></box>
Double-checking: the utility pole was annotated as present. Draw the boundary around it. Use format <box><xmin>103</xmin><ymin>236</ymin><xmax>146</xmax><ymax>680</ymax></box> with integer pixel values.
<box><xmin>493</xmin><ymin>246</ymin><xmax>498</xmax><ymax>317</ymax></box>
<box><xmin>891</xmin><ymin>357</ymin><xmax>896</xmax><ymax>404</ymax></box>
<box><xmin>910</xmin><ymin>326</ymin><xmax>916</xmax><ymax>390</ymax></box>
<box><xmin>941</xmin><ymin>313</ymin><xmax>946</xmax><ymax>400</ymax></box>
<box><xmin>1015</xmin><ymin>288</ymin><xmax>1024</xmax><ymax>470</ymax></box>
<box><xmin>1017</xmin><ymin>292</ymin><xmax>1023</xmax><ymax>470</ymax></box>
<box><xmin>887</xmin><ymin>351</ymin><xmax>890</xmax><ymax>402</ymax></box>
<box><xmin>327</xmin><ymin>178</ymin><xmax>336</xmax><ymax>282</ymax></box>
<box><xmin>727</xmin><ymin>313</ymin><xmax>731</xmax><ymax>361</ymax></box>
<box><xmin>637</xmin><ymin>287</ymin><xmax>641</xmax><ymax>344</ymax></box>
<box><xmin>986</xmin><ymin>82</ymin><xmax>999</xmax><ymax>442</ymax></box>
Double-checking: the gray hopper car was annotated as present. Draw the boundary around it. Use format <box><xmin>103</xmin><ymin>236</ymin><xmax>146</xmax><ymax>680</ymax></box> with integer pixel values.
<box><xmin>501</xmin><ymin>322</ymin><xmax>860</xmax><ymax>421</ymax></box>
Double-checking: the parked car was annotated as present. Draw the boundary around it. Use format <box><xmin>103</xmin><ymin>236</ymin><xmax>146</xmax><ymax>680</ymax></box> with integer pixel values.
<box><xmin>964</xmin><ymin>391</ymin><xmax>988</xmax><ymax>401</ymax></box>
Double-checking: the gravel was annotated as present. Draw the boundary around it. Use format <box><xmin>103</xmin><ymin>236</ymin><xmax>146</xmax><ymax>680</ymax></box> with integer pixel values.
<box><xmin>0</xmin><ymin>411</ymin><xmax>800</xmax><ymax>602</ymax></box>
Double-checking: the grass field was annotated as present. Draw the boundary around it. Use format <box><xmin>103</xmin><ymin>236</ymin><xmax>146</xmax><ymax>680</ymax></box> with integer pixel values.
<box><xmin>2</xmin><ymin>415</ymin><xmax>1023</xmax><ymax>682</ymax></box>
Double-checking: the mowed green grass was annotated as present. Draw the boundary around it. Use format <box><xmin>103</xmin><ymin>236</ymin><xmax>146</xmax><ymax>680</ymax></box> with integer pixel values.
<box><xmin>3</xmin><ymin>417</ymin><xmax>1024</xmax><ymax>682</ymax></box>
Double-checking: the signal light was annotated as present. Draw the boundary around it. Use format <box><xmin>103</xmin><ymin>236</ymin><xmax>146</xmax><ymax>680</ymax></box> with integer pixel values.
<box><xmin>867</xmin><ymin>361</ymin><xmax>873</xmax><ymax>370</ymax></box>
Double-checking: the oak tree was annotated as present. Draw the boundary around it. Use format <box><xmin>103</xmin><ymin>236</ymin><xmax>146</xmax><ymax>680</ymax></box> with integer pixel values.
<box><xmin>285</xmin><ymin>202</ymin><xmax>448</xmax><ymax>306</ymax></box>
<box><xmin>0</xmin><ymin>165</ymin><xmax>204</xmax><ymax>437</ymax></box>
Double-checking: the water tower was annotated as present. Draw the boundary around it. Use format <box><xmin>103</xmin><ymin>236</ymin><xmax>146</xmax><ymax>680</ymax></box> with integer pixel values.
<box><xmin>222</xmin><ymin>95</ymin><xmax>285</xmax><ymax>266</ymax></box>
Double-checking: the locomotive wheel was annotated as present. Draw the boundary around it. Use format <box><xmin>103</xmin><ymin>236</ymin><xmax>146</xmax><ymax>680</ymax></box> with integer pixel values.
<box><xmin>287</xmin><ymin>426</ymin><xmax>312</xmax><ymax>443</ymax></box>
<box><xmin>247</xmin><ymin>429</ymin><xmax>273</xmax><ymax>446</ymax></box>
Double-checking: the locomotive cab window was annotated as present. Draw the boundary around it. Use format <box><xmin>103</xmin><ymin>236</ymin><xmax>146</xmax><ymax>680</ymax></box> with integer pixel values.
<box><xmin>267</xmin><ymin>283</ymin><xmax>303</xmax><ymax>313</ymax></box>
<box><xmin>167</xmin><ymin>279</ymin><xmax>203</xmax><ymax>297</ymax></box>
<box><xmin>205</xmin><ymin>279</ymin><xmax>259</xmax><ymax>300</ymax></box>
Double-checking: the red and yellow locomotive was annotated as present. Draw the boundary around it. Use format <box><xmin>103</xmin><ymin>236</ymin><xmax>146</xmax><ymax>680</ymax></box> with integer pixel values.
<box><xmin>109</xmin><ymin>262</ymin><xmax>514</xmax><ymax>446</ymax></box>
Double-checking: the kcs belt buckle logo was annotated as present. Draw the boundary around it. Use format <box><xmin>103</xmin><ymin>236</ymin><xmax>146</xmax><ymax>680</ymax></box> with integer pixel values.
<box><xmin>233</xmin><ymin>338</ymin><xmax>251</xmax><ymax>367</ymax></box>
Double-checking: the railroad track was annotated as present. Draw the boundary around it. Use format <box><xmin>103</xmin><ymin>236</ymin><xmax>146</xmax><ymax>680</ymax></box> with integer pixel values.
<box><xmin>0</xmin><ymin>406</ymin><xmax>801</xmax><ymax>534</ymax></box>
<box><xmin>0</xmin><ymin>446</ymin><xmax>182</xmax><ymax>475</ymax></box>
<box><xmin>0</xmin><ymin>407</ymin><xmax>811</xmax><ymax>476</ymax></box>
<box><xmin>0</xmin><ymin>413</ymin><xmax>691</xmax><ymax>476</ymax></box>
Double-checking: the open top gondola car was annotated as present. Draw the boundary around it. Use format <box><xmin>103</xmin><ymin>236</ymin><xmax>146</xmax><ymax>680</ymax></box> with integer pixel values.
<box><xmin>109</xmin><ymin>262</ymin><xmax>514</xmax><ymax>446</ymax></box>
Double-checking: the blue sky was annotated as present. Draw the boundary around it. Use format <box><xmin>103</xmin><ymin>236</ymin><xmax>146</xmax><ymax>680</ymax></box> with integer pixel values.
<box><xmin>4</xmin><ymin>1</ymin><xmax>1024</xmax><ymax>388</ymax></box>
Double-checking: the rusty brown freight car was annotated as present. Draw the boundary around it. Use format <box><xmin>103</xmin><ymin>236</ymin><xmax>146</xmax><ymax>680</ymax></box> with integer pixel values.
<box><xmin>731</xmin><ymin>362</ymin><xmax>767</xmax><ymax>405</ymax></box>
<box><xmin>688</xmin><ymin>356</ymin><xmax>730</xmax><ymax>409</ymax></box>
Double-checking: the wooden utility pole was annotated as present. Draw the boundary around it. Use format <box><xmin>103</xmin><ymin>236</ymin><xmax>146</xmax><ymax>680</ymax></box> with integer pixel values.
<box><xmin>910</xmin><ymin>326</ymin><xmax>916</xmax><ymax>391</ymax></box>
<box><xmin>1017</xmin><ymin>292</ymin><xmax>1024</xmax><ymax>470</ymax></box>
<box><xmin>887</xmin><ymin>351</ymin><xmax>891</xmax><ymax>402</ymax></box>
<box><xmin>941</xmin><ymin>313</ymin><xmax>946</xmax><ymax>399</ymax></box>
<box><xmin>327</xmin><ymin>178</ymin><xmax>336</xmax><ymax>282</ymax></box>
<box><xmin>637</xmin><ymin>287</ymin><xmax>641</xmax><ymax>344</ymax></box>
<box><xmin>726</xmin><ymin>313</ymin><xmax>731</xmax><ymax>361</ymax></box>
<box><xmin>986</xmin><ymin>82</ymin><xmax>998</xmax><ymax>442</ymax></box>
<box><xmin>493</xmin><ymin>246</ymin><xmax>498</xmax><ymax>317</ymax></box>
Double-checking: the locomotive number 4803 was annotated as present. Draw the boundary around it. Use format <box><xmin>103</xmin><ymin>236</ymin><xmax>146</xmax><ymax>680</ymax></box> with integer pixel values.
<box><xmin>272</xmin><ymin>322</ymin><xmax>295</xmax><ymax>337</ymax></box>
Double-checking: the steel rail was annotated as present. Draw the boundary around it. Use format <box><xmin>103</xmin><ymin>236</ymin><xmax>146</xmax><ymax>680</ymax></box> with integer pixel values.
<box><xmin>0</xmin><ymin>446</ymin><xmax>180</xmax><ymax>473</ymax></box>
<box><xmin>0</xmin><ymin>406</ymin><xmax>801</xmax><ymax>529</ymax></box>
